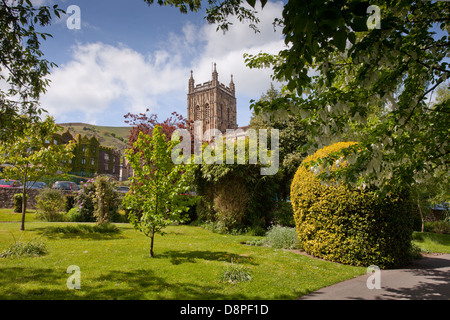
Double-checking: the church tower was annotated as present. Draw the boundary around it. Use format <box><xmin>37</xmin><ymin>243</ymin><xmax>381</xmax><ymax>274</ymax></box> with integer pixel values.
<box><xmin>187</xmin><ymin>63</ymin><xmax>237</xmax><ymax>141</ymax></box>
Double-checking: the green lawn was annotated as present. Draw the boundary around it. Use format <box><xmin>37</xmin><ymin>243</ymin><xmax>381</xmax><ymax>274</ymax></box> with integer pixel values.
<box><xmin>0</xmin><ymin>221</ymin><xmax>366</xmax><ymax>300</ymax></box>
<box><xmin>0</xmin><ymin>209</ymin><xmax>37</xmax><ymax>222</ymax></box>
<box><xmin>412</xmin><ymin>231</ymin><xmax>450</xmax><ymax>254</ymax></box>
<box><xmin>2</xmin><ymin>207</ymin><xmax>448</xmax><ymax>300</ymax></box>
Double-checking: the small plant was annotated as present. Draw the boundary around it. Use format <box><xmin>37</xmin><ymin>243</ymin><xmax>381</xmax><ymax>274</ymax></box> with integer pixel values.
<box><xmin>219</xmin><ymin>260</ymin><xmax>252</xmax><ymax>284</ymax></box>
<box><xmin>265</xmin><ymin>225</ymin><xmax>299</xmax><ymax>249</ymax></box>
<box><xmin>408</xmin><ymin>243</ymin><xmax>423</xmax><ymax>260</ymax></box>
<box><xmin>245</xmin><ymin>238</ymin><xmax>267</xmax><ymax>246</ymax></box>
<box><xmin>0</xmin><ymin>234</ymin><xmax>47</xmax><ymax>258</ymax></box>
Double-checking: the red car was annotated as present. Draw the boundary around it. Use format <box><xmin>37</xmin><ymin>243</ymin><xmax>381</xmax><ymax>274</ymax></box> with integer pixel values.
<box><xmin>0</xmin><ymin>179</ymin><xmax>22</xmax><ymax>188</ymax></box>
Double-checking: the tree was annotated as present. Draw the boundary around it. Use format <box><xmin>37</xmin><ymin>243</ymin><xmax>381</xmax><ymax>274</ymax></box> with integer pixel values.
<box><xmin>0</xmin><ymin>0</ymin><xmax>64</xmax><ymax>142</ymax></box>
<box><xmin>0</xmin><ymin>116</ymin><xmax>74</xmax><ymax>230</ymax></box>
<box><xmin>245</xmin><ymin>0</ymin><xmax>450</xmax><ymax>193</ymax></box>
<box><xmin>124</xmin><ymin>109</ymin><xmax>189</xmax><ymax>147</ymax></box>
<box><xmin>148</xmin><ymin>0</ymin><xmax>449</xmax><ymax>194</ymax></box>
<box><xmin>250</xmin><ymin>84</ymin><xmax>308</xmax><ymax>200</ymax></box>
<box><xmin>123</xmin><ymin>125</ymin><xmax>197</xmax><ymax>257</ymax></box>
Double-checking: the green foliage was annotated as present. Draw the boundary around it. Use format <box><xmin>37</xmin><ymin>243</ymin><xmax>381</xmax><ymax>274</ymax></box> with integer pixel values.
<box><xmin>0</xmin><ymin>1</ymin><xmax>64</xmax><ymax>143</ymax></box>
<box><xmin>64</xmin><ymin>194</ymin><xmax>76</xmax><ymax>213</ymax></box>
<box><xmin>74</xmin><ymin>175</ymin><xmax>120</xmax><ymax>224</ymax></box>
<box><xmin>13</xmin><ymin>193</ymin><xmax>28</xmax><ymax>214</ymax></box>
<box><xmin>271</xmin><ymin>201</ymin><xmax>295</xmax><ymax>227</ymax></box>
<box><xmin>0</xmin><ymin>237</ymin><xmax>47</xmax><ymax>258</ymax></box>
<box><xmin>35</xmin><ymin>188</ymin><xmax>65</xmax><ymax>222</ymax></box>
<box><xmin>66</xmin><ymin>207</ymin><xmax>83</xmax><ymax>222</ymax></box>
<box><xmin>291</xmin><ymin>142</ymin><xmax>414</xmax><ymax>268</ymax></box>
<box><xmin>45</xmin><ymin>223</ymin><xmax>120</xmax><ymax>235</ymax></box>
<box><xmin>424</xmin><ymin>221</ymin><xmax>450</xmax><ymax>235</ymax></box>
<box><xmin>75</xmin><ymin>178</ymin><xmax>96</xmax><ymax>222</ymax></box>
<box><xmin>124</xmin><ymin>125</ymin><xmax>198</xmax><ymax>257</ymax></box>
<box><xmin>265</xmin><ymin>225</ymin><xmax>299</xmax><ymax>250</ymax></box>
<box><xmin>194</xmin><ymin>137</ymin><xmax>279</xmax><ymax>232</ymax></box>
<box><xmin>244</xmin><ymin>0</ymin><xmax>449</xmax><ymax>195</ymax></box>
<box><xmin>93</xmin><ymin>175</ymin><xmax>120</xmax><ymax>224</ymax></box>
<box><xmin>219</xmin><ymin>260</ymin><xmax>252</xmax><ymax>284</ymax></box>
<box><xmin>0</xmin><ymin>116</ymin><xmax>74</xmax><ymax>230</ymax></box>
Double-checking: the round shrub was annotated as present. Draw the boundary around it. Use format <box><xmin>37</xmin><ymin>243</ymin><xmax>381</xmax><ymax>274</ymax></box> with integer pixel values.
<box><xmin>66</xmin><ymin>207</ymin><xmax>83</xmax><ymax>222</ymax></box>
<box><xmin>291</xmin><ymin>142</ymin><xmax>413</xmax><ymax>268</ymax></box>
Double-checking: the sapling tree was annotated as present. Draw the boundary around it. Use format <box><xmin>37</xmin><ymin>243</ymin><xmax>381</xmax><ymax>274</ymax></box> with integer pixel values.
<box><xmin>123</xmin><ymin>125</ymin><xmax>197</xmax><ymax>257</ymax></box>
<box><xmin>0</xmin><ymin>116</ymin><xmax>74</xmax><ymax>230</ymax></box>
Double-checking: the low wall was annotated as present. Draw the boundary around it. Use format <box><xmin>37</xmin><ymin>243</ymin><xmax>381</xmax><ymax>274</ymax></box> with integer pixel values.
<box><xmin>0</xmin><ymin>188</ymin><xmax>74</xmax><ymax>209</ymax></box>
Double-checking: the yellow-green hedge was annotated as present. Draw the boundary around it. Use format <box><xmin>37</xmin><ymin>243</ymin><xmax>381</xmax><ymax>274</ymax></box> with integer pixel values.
<box><xmin>291</xmin><ymin>142</ymin><xmax>413</xmax><ymax>268</ymax></box>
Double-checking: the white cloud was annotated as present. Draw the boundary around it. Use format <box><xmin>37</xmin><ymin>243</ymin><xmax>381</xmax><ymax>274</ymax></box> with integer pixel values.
<box><xmin>40</xmin><ymin>1</ymin><xmax>286</xmax><ymax>126</ymax></box>
<box><xmin>41</xmin><ymin>42</ymin><xmax>189</xmax><ymax>123</ymax></box>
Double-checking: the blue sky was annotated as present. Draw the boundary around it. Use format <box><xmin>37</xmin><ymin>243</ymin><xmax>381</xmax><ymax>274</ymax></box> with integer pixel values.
<box><xmin>35</xmin><ymin>0</ymin><xmax>286</xmax><ymax>127</ymax></box>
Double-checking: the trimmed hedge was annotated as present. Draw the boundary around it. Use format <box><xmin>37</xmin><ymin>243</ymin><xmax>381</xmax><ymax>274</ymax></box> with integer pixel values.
<box><xmin>291</xmin><ymin>142</ymin><xmax>413</xmax><ymax>268</ymax></box>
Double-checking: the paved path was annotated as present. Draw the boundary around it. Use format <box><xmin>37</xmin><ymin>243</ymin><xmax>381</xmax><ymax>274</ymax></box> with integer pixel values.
<box><xmin>299</xmin><ymin>254</ymin><xmax>450</xmax><ymax>300</ymax></box>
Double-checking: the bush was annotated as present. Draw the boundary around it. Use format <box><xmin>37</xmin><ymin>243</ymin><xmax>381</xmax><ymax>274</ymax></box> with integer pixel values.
<box><xmin>75</xmin><ymin>175</ymin><xmax>120</xmax><ymax>223</ymax></box>
<box><xmin>36</xmin><ymin>188</ymin><xmax>65</xmax><ymax>222</ymax></box>
<box><xmin>66</xmin><ymin>207</ymin><xmax>83</xmax><ymax>222</ymax></box>
<box><xmin>291</xmin><ymin>142</ymin><xmax>413</xmax><ymax>268</ymax></box>
<box><xmin>75</xmin><ymin>178</ymin><xmax>96</xmax><ymax>222</ymax></box>
<box><xmin>64</xmin><ymin>194</ymin><xmax>76</xmax><ymax>213</ymax></box>
<box><xmin>13</xmin><ymin>193</ymin><xmax>28</xmax><ymax>213</ymax></box>
<box><xmin>272</xmin><ymin>201</ymin><xmax>295</xmax><ymax>227</ymax></box>
<box><xmin>93</xmin><ymin>175</ymin><xmax>120</xmax><ymax>224</ymax></box>
<box><xmin>265</xmin><ymin>225</ymin><xmax>300</xmax><ymax>249</ymax></box>
<box><xmin>424</xmin><ymin>221</ymin><xmax>450</xmax><ymax>234</ymax></box>
<box><xmin>194</xmin><ymin>142</ymin><xmax>278</xmax><ymax>232</ymax></box>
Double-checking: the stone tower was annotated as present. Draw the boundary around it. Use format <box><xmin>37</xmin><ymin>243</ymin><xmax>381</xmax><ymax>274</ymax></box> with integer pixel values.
<box><xmin>187</xmin><ymin>63</ymin><xmax>237</xmax><ymax>140</ymax></box>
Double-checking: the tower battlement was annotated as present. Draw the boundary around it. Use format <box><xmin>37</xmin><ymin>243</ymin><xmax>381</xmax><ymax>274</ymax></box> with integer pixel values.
<box><xmin>187</xmin><ymin>63</ymin><xmax>237</xmax><ymax>140</ymax></box>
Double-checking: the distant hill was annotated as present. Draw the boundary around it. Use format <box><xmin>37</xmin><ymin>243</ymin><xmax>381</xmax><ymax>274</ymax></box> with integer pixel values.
<box><xmin>58</xmin><ymin>122</ymin><xmax>131</xmax><ymax>155</ymax></box>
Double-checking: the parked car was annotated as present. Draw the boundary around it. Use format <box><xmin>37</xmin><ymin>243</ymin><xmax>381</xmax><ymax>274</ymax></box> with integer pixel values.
<box><xmin>52</xmin><ymin>181</ymin><xmax>79</xmax><ymax>191</ymax></box>
<box><xmin>25</xmin><ymin>181</ymin><xmax>48</xmax><ymax>189</ymax></box>
<box><xmin>0</xmin><ymin>179</ymin><xmax>22</xmax><ymax>188</ymax></box>
<box><xmin>116</xmin><ymin>186</ymin><xmax>130</xmax><ymax>193</ymax></box>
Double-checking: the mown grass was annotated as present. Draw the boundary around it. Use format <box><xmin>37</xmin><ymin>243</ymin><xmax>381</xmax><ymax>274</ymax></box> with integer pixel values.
<box><xmin>412</xmin><ymin>231</ymin><xmax>450</xmax><ymax>254</ymax></box>
<box><xmin>0</xmin><ymin>221</ymin><xmax>366</xmax><ymax>300</ymax></box>
<box><xmin>0</xmin><ymin>209</ymin><xmax>38</xmax><ymax>222</ymax></box>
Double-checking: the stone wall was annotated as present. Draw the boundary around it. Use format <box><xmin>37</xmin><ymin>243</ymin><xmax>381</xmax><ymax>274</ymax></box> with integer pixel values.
<box><xmin>0</xmin><ymin>188</ymin><xmax>74</xmax><ymax>209</ymax></box>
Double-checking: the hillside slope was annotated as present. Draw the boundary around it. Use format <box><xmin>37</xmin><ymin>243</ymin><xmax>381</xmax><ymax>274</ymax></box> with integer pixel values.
<box><xmin>58</xmin><ymin>122</ymin><xmax>131</xmax><ymax>154</ymax></box>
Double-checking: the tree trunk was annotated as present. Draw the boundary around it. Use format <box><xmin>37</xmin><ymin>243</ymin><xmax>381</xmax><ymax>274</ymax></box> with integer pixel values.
<box><xmin>417</xmin><ymin>196</ymin><xmax>424</xmax><ymax>233</ymax></box>
<box><xmin>20</xmin><ymin>181</ymin><xmax>27</xmax><ymax>231</ymax></box>
<box><xmin>149</xmin><ymin>227</ymin><xmax>155</xmax><ymax>257</ymax></box>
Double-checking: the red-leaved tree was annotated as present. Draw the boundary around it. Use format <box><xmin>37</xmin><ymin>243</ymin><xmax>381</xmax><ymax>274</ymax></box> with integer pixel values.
<box><xmin>124</xmin><ymin>109</ymin><xmax>191</xmax><ymax>151</ymax></box>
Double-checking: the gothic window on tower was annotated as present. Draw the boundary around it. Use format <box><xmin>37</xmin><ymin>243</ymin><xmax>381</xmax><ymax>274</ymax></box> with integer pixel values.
<box><xmin>205</xmin><ymin>104</ymin><xmax>209</xmax><ymax>118</ymax></box>
<box><xmin>195</xmin><ymin>105</ymin><xmax>200</xmax><ymax>120</ymax></box>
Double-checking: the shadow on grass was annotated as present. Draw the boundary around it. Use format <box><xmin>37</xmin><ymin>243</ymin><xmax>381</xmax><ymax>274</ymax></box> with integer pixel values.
<box><xmin>0</xmin><ymin>267</ymin><xmax>254</xmax><ymax>300</ymax></box>
<box><xmin>154</xmin><ymin>250</ymin><xmax>259</xmax><ymax>266</ymax></box>
<box><xmin>31</xmin><ymin>224</ymin><xmax>125</xmax><ymax>240</ymax></box>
